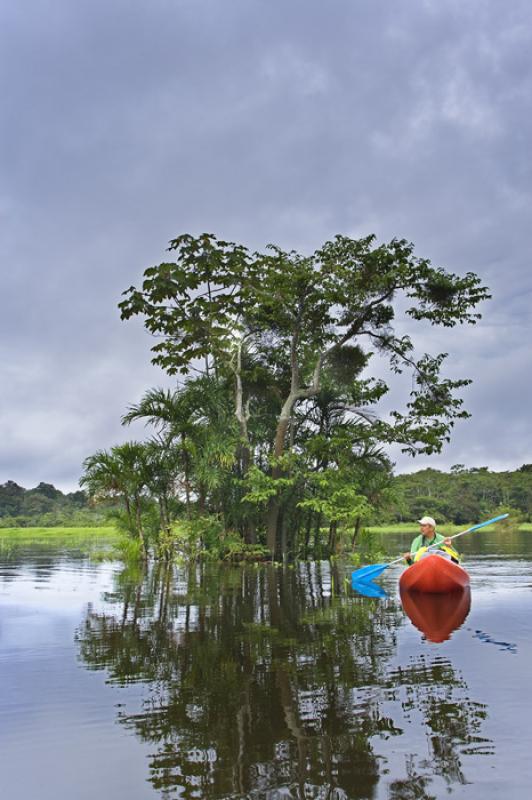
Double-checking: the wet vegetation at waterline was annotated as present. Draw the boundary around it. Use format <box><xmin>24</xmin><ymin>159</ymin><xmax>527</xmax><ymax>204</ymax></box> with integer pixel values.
<box><xmin>76</xmin><ymin>562</ymin><xmax>492</xmax><ymax>798</ymax></box>
<box><xmin>81</xmin><ymin>232</ymin><xmax>490</xmax><ymax>560</ymax></box>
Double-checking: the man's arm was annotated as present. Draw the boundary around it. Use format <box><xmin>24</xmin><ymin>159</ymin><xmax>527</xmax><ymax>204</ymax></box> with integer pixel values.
<box><xmin>403</xmin><ymin>535</ymin><xmax>419</xmax><ymax>564</ymax></box>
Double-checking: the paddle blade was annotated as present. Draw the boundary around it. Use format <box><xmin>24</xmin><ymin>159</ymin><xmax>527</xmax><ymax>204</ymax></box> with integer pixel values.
<box><xmin>351</xmin><ymin>563</ymin><xmax>389</xmax><ymax>584</ymax></box>
<box><xmin>352</xmin><ymin>580</ymin><xmax>388</xmax><ymax>599</ymax></box>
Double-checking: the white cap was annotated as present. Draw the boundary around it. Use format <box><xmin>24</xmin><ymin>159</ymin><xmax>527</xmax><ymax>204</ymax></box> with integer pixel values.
<box><xmin>418</xmin><ymin>516</ymin><xmax>436</xmax><ymax>527</ymax></box>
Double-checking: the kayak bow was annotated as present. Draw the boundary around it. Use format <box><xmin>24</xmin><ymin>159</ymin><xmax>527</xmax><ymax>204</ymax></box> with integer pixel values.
<box><xmin>399</xmin><ymin>552</ymin><xmax>470</xmax><ymax>593</ymax></box>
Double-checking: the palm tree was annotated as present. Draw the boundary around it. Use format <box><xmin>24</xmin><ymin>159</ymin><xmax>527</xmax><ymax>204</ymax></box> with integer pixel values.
<box><xmin>122</xmin><ymin>387</ymin><xmax>196</xmax><ymax>514</ymax></box>
<box><xmin>141</xmin><ymin>437</ymin><xmax>182</xmax><ymax>538</ymax></box>
<box><xmin>122</xmin><ymin>379</ymin><xmax>238</xmax><ymax>519</ymax></box>
<box><xmin>81</xmin><ymin>449</ymin><xmax>133</xmax><ymax>527</ymax></box>
<box><xmin>81</xmin><ymin>442</ymin><xmax>150</xmax><ymax>558</ymax></box>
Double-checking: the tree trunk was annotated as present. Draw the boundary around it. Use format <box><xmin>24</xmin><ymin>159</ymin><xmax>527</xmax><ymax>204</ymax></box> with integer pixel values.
<box><xmin>134</xmin><ymin>493</ymin><xmax>148</xmax><ymax>560</ymax></box>
<box><xmin>243</xmin><ymin>517</ymin><xmax>256</xmax><ymax>545</ymax></box>
<box><xmin>279</xmin><ymin>506</ymin><xmax>287</xmax><ymax>560</ymax></box>
<box><xmin>233</xmin><ymin>340</ymin><xmax>256</xmax><ymax>545</ymax></box>
<box><xmin>159</xmin><ymin>495</ymin><xmax>174</xmax><ymax>561</ymax></box>
<box><xmin>266</xmin><ymin>321</ymin><xmax>325</xmax><ymax>555</ymax></box>
<box><xmin>123</xmin><ymin>493</ymin><xmax>134</xmax><ymax>534</ymax></box>
<box><xmin>351</xmin><ymin>515</ymin><xmax>362</xmax><ymax>549</ymax></box>
<box><xmin>198</xmin><ymin>484</ymin><xmax>206</xmax><ymax>513</ymax></box>
<box><xmin>158</xmin><ymin>495</ymin><xmax>167</xmax><ymax>532</ymax></box>
<box><xmin>266</xmin><ymin>347</ymin><xmax>325</xmax><ymax>555</ymax></box>
<box><xmin>266</xmin><ymin>411</ymin><xmax>292</xmax><ymax>554</ymax></box>
<box><xmin>313</xmin><ymin>512</ymin><xmax>323</xmax><ymax>557</ymax></box>
<box><xmin>328</xmin><ymin>520</ymin><xmax>337</xmax><ymax>556</ymax></box>
<box><xmin>303</xmin><ymin>511</ymin><xmax>312</xmax><ymax>557</ymax></box>
<box><xmin>181</xmin><ymin>432</ymin><xmax>192</xmax><ymax>517</ymax></box>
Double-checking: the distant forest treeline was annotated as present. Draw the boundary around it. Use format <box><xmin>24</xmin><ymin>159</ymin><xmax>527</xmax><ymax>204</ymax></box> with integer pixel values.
<box><xmin>1</xmin><ymin>465</ymin><xmax>531</xmax><ymax>528</ymax></box>
<box><xmin>387</xmin><ymin>464</ymin><xmax>532</xmax><ymax>525</ymax></box>
<box><xmin>0</xmin><ymin>480</ymin><xmax>112</xmax><ymax>528</ymax></box>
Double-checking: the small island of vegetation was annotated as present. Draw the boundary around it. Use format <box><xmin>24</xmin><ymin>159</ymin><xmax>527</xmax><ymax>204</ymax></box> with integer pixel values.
<box><xmin>7</xmin><ymin>233</ymin><xmax>528</xmax><ymax>563</ymax></box>
<box><xmin>76</xmin><ymin>230</ymin><xmax>501</xmax><ymax>562</ymax></box>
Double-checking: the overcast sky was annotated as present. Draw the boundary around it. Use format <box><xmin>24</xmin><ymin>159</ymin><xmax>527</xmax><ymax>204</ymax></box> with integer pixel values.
<box><xmin>1</xmin><ymin>0</ymin><xmax>531</xmax><ymax>491</ymax></box>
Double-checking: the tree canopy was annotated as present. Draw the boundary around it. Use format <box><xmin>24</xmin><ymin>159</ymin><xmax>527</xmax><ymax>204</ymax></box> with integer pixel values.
<box><xmin>114</xmin><ymin>232</ymin><xmax>489</xmax><ymax>556</ymax></box>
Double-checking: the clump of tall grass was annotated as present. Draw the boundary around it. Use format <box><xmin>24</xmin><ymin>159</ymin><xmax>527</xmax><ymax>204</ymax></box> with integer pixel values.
<box><xmin>113</xmin><ymin>535</ymin><xmax>145</xmax><ymax>563</ymax></box>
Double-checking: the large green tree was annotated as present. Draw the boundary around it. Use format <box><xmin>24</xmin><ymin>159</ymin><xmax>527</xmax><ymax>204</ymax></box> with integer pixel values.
<box><xmin>119</xmin><ymin>233</ymin><xmax>489</xmax><ymax>555</ymax></box>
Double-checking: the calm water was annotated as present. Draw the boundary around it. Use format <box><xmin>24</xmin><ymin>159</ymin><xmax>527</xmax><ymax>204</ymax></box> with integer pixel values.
<box><xmin>0</xmin><ymin>532</ymin><xmax>531</xmax><ymax>799</ymax></box>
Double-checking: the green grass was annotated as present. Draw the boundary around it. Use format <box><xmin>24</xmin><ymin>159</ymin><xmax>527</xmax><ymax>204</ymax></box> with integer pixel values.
<box><xmin>366</xmin><ymin>522</ymin><xmax>531</xmax><ymax>534</ymax></box>
<box><xmin>0</xmin><ymin>526</ymin><xmax>118</xmax><ymax>541</ymax></box>
<box><xmin>365</xmin><ymin>523</ymin><xmax>463</xmax><ymax>535</ymax></box>
<box><xmin>0</xmin><ymin>526</ymin><xmax>120</xmax><ymax>560</ymax></box>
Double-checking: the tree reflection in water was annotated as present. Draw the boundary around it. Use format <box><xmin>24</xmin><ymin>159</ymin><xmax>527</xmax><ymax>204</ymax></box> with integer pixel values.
<box><xmin>76</xmin><ymin>562</ymin><xmax>493</xmax><ymax>799</ymax></box>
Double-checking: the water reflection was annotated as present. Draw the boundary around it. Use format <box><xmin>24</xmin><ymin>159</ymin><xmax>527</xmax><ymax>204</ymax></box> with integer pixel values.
<box><xmin>352</xmin><ymin>580</ymin><xmax>388</xmax><ymax>599</ymax></box>
<box><xmin>400</xmin><ymin>588</ymin><xmax>471</xmax><ymax>643</ymax></box>
<box><xmin>387</xmin><ymin>653</ymin><xmax>494</xmax><ymax>791</ymax></box>
<box><xmin>473</xmin><ymin>629</ymin><xmax>517</xmax><ymax>654</ymax></box>
<box><xmin>75</xmin><ymin>562</ymin><xmax>494</xmax><ymax>798</ymax></box>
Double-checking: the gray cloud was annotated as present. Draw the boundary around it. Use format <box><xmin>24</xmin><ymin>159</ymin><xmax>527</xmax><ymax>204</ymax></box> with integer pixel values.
<box><xmin>1</xmin><ymin>0</ymin><xmax>531</xmax><ymax>489</ymax></box>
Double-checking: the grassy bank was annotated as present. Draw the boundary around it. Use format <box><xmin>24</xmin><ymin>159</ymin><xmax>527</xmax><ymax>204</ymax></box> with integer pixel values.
<box><xmin>1</xmin><ymin>522</ymin><xmax>529</xmax><ymax>540</ymax></box>
<box><xmin>366</xmin><ymin>522</ymin><xmax>532</xmax><ymax>534</ymax></box>
<box><xmin>0</xmin><ymin>522</ymin><xmax>528</xmax><ymax>562</ymax></box>
<box><xmin>0</xmin><ymin>526</ymin><xmax>118</xmax><ymax>541</ymax></box>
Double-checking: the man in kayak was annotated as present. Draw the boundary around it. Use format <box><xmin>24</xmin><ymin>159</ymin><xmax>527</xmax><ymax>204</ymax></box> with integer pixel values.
<box><xmin>403</xmin><ymin>516</ymin><xmax>455</xmax><ymax>565</ymax></box>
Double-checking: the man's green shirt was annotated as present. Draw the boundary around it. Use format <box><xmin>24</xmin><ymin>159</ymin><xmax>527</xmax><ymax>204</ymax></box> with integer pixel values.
<box><xmin>410</xmin><ymin>531</ymin><xmax>445</xmax><ymax>555</ymax></box>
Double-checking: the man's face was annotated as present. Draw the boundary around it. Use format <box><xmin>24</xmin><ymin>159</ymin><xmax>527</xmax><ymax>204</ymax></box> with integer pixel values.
<box><xmin>420</xmin><ymin>523</ymin><xmax>435</xmax><ymax>537</ymax></box>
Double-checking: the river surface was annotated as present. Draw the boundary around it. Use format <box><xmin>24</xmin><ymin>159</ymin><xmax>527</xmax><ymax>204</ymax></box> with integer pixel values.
<box><xmin>0</xmin><ymin>531</ymin><xmax>531</xmax><ymax>799</ymax></box>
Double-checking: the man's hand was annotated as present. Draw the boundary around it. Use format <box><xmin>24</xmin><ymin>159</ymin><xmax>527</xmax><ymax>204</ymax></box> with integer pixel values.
<box><xmin>443</xmin><ymin>537</ymin><xmax>452</xmax><ymax>547</ymax></box>
<box><xmin>403</xmin><ymin>552</ymin><xmax>412</xmax><ymax>563</ymax></box>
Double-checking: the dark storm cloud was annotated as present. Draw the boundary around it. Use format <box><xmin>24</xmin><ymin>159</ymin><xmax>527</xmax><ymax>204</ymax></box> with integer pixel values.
<box><xmin>1</xmin><ymin>0</ymin><xmax>531</xmax><ymax>489</ymax></box>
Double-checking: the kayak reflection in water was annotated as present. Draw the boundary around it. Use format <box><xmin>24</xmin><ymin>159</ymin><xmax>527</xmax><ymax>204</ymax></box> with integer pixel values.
<box><xmin>400</xmin><ymin>587</ymin><xmax>471</xmax><ymax>643</ymax></box>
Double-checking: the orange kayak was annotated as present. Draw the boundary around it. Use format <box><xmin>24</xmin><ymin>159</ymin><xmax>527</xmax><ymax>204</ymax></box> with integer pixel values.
<box><xmin>399</xmin><ymin>553</ymin><xmax>470</xmax><ymax>593</ymax></box>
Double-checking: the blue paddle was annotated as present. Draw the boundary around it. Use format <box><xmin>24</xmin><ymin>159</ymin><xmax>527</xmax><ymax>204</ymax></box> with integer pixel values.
<box><xmin>351</xmin><ymin>513</ymin><xmax>509</xmax><ymax>585</ymax></box>
<box><xmin>352</xmin><ymin>579</ymin><xmax>388</xmax><ymax>599</ymax></box>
